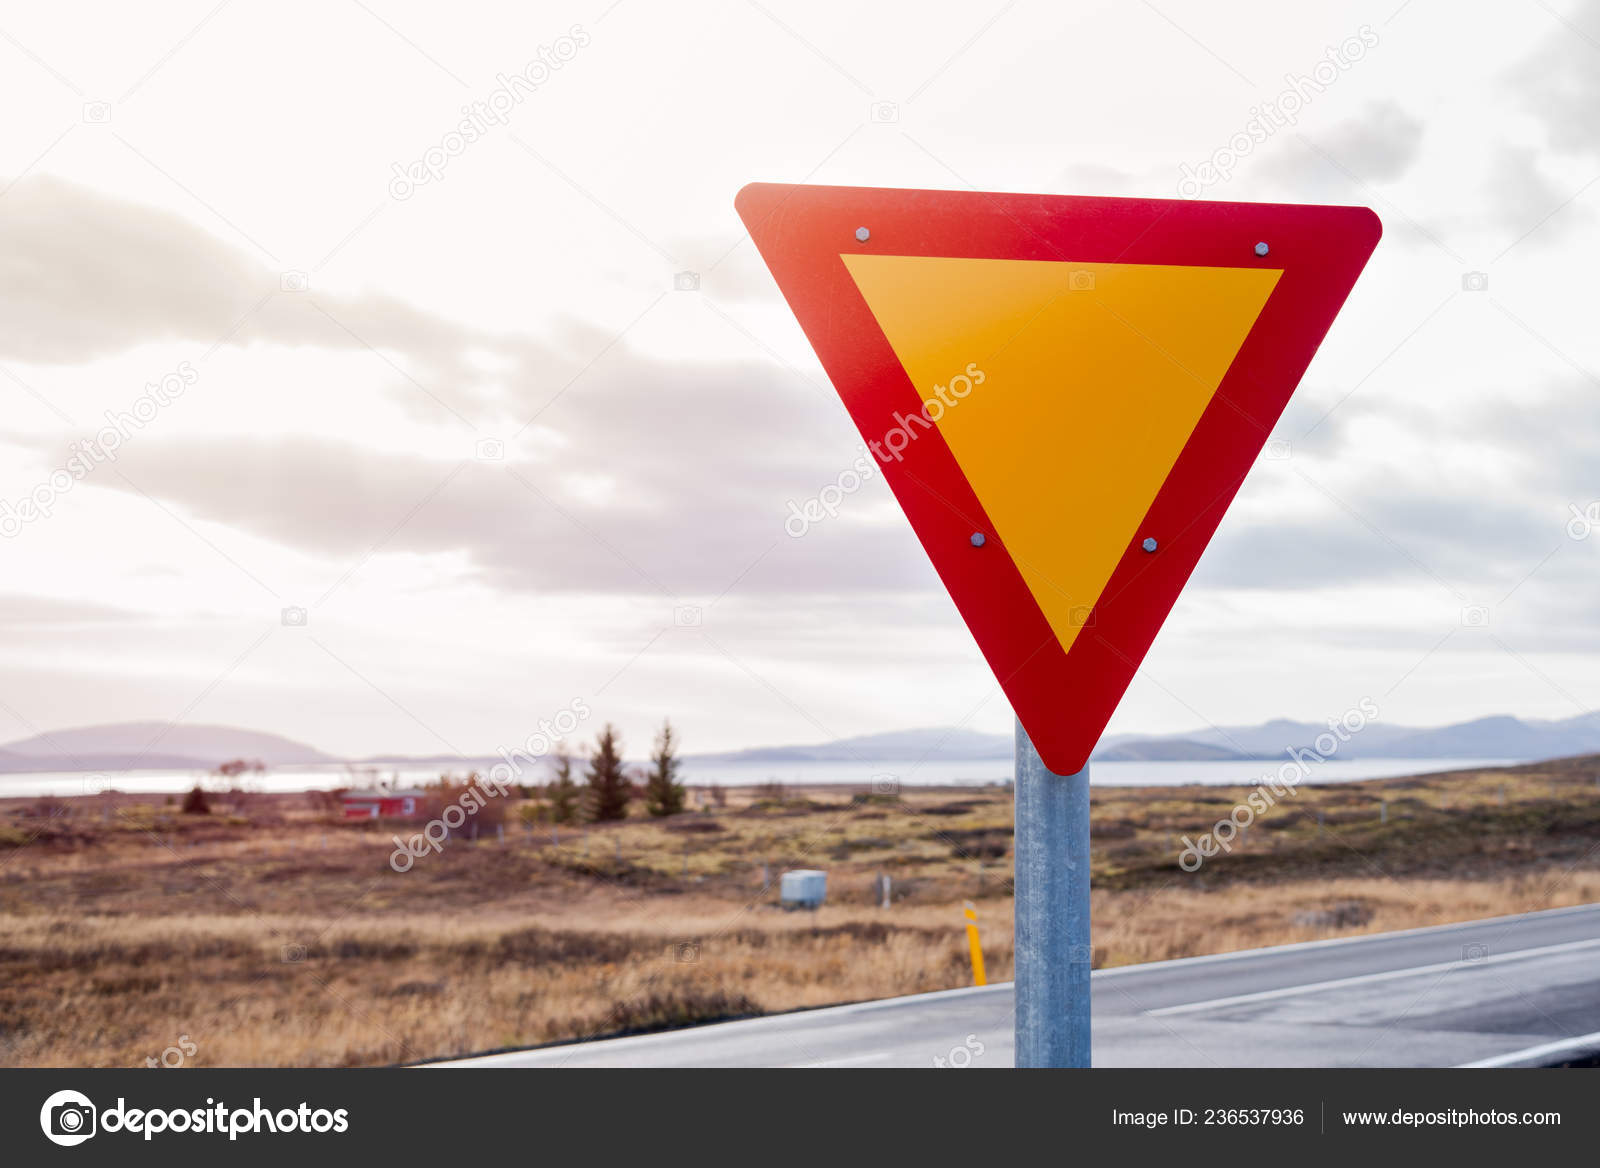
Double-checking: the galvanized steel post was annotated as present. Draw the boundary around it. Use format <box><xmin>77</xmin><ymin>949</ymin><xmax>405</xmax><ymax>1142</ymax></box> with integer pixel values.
<box><xmin>1013</xmin><ymin>717</ymin><xmax>1091</xmax><ymax>1067</ymax></box>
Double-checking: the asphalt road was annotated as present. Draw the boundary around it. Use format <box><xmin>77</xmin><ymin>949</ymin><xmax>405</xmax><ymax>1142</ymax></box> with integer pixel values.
<box><xmin>440</xmin><ymin>903</ymin><xmax>1600</xmax><ymax>1068</ymax></box>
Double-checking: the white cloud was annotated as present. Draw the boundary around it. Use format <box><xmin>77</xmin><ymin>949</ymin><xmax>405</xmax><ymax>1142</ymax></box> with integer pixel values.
<box><xmin>0</xmin><ymin>0</ymin><xmax>1596</xmax><ymax>757</ymax></box>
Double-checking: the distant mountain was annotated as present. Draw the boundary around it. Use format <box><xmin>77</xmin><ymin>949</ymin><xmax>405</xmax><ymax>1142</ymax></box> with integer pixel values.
<box><xmin>1092</xmin><ymin>738</ymin><xmax>1256</xmax><ymax>762</ymax></box>
<box><xmin>353</xmin><ymin>753</ymin><xmax>485</xmax><ymax>766</ymax></box>
<box><xmin>693</xmin><ymin>712</ymin><xmax>1600</xmax><ymax>767</ymax></box>
<box><xmin>1161</xmin><ymin>717</ymin><xmax>1417</xmax><ymax>757</ymax></box>
<box><xmin>0</xmin><ymin>722</ymin><xmax>336</xmax><ymax>774</ymax></box>
<box><xmin>1169</xmin><ymin>712</ymin><xmax>1600</xmax><ymax>762</ymax></box>
<box><xmin>1383</xmin><ymin>714</ymin><xmax>1600</xmax><ymax>760</ymax></box>
<box><xmin>8</xmin><ymin>708</ymin><xmax>1600</xmax><ymax>779</ymax></box>
<box><xmin>690</xmin><ymin>727</ymin><xmax>1014</xmax><ymax>765</ymax></box>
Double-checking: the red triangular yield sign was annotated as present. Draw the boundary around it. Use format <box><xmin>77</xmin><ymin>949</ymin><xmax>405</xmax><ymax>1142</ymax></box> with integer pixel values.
<box><xmin>737</xmin><ymin>183</ymin><xmax>1381</xmax><ymax>774</ymax></box>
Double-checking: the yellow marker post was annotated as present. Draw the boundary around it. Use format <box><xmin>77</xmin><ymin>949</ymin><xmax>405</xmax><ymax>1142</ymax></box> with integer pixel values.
<box><xmin>964</xmin><ymin>901</ymin><xmax>987</xmax><ymax>987</ymax></box>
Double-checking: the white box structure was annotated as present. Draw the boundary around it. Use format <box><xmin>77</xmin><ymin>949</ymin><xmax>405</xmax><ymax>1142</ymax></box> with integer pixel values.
<box><xmin>780</xmin><ymin>869</ymin><xmax>827</xmax><ymax>909</ymax></box>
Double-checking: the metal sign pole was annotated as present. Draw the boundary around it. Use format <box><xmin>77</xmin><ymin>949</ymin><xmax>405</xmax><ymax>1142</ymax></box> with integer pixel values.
<box><xmin>1013</xmin><ymin>717</ymin><xmax>1091</xmax><ymax>1068</ymax></box>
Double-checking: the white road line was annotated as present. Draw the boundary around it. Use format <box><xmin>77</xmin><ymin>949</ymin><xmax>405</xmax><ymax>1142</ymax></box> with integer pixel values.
<box><xmin>792</xmin><ymin>1051</ymin><xmax>892</xmax><ymax>1068</ymax></box>
<box><xmin>1145</xmin><ymin>936</ymin><xmax>1600</xmax><ymax>1017</ymax></box>
<box><xmin>1458</xmin><ymin>1029</ymin><xmax>1600</xmax><ymax>1068</ymax></box>
<box><xmin>432</xmin><ymin>981</ymin><xmax>1014</xmax><ymax>1066</ymax></box>
<box><xmin>1095</xmin><ymin>900</ymin><xmax>1600</xmax><ymax>978</ymax></box>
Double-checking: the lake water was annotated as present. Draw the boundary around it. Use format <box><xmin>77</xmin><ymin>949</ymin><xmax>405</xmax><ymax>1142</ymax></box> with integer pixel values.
<box><xmin>686</xmin><ymin>756</ymin><xmax>1520</xmax><ymax>788</ymax></box>
<box><xmin>0</xmin><ymin>756</ymin><xmax>1521</xmax><ymax>798</ymax></box>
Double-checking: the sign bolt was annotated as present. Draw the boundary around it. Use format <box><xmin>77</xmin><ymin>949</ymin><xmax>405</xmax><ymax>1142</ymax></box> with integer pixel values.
<box><xmin>1141</xmin><ymin>537</ymin><xmax>1158</xmax><ymax>553</ymax></box>
<box><xmin>1254</xmin><ymin>241</ymin><xmax>1270</xmax><ymax>257</ymax></box>
<box><xmin>855</xmin><ymin>226</ymin><xmax>871</xmax><ymax>242</ymax></box>
<box><xmin>970</xmin><ymin>532</ymin><xmax>986</xmax><ymax>547</ymax></box>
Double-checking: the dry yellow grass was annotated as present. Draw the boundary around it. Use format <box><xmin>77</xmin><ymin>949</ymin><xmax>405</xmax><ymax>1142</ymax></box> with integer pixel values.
<box><xmin>4</xmin><ymin>869</ymin><xmax>1599</xmax><ymax>1067</ymax></box>
<box><xmin>0</xmin><ymin>901</ymin><xmax>1001</xmax><ymax>1066</ymax></box>
<box><xmin>2</xmin><ymin>757</ymin><xmax>1598</xmax><ymax>1066</ymax></box>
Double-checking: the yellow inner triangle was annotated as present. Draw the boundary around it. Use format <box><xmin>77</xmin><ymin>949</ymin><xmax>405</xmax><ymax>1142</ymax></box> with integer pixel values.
<box><xmin>842</xmin><ymin>254</ymin><xmax>1281</xmax><ymax>658</ymax></box>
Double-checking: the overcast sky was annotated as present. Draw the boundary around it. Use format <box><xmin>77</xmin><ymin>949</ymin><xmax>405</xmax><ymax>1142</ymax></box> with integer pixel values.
<box><xmin>0</xmin><ymin>0</ymin><xmax>1596</xmax><ymax>760</ymax></box>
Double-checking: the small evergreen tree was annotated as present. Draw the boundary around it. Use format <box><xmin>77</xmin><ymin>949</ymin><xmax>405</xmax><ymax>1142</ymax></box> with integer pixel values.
<box><xmin>547</xmin><ymin>751</ymin><xmax>581</xmax><ymax>825</ymax></box>
<box><xmin>584</xmin><ymin>725</ymin><xmax>632</xmax><ymax>823</ymax></box>
<box><xmin>644</xmin><ymin>720</ymin><xmax>686</xmax><ymax>817</ymax></box>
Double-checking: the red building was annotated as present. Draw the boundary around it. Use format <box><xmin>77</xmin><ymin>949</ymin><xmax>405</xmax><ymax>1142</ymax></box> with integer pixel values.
<box><xmin>338</xmin><ymin>788</ymin><xmax>426</xmax><ymax>821</ymax></box>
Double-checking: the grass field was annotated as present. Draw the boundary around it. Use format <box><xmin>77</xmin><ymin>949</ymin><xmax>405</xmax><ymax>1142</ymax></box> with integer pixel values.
<box><xmin>2</xmin><ymin>754</ymin><xmax>1599</xmax><ymax>1066</ymax></box>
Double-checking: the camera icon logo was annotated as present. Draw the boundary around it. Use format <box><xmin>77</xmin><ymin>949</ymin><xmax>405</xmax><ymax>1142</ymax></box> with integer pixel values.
<box><xmin>1460</xmin><ymin>605</ymin><xmax>1491</xmax><ymax>628</ymax></box>
<box><xmin>280</xmin><ymin>943</ymin><xmax>307</xmax><ymax>963</ymax></box>
<box><xmin>1262</xmin><ymin>438</ymin><xmax>1292</xmax><ymax>461</ymax></box>
<box><xmin>870</xmin><ymin>773</ymin><xmax>900</xmax><ymax>796</ymax></box>
<box><xmin>280</xmin><ymin>270</ymin><xmax>309</xmax><ymax>293</ymax></box>
<box><xmin>82</xmin><ymin>773</ymin><xmax>113</xmax><ymax>796</ymax></box>
<box><xmin>932</xmin><ymin>1033</ymin><xmax>986</xmax><ymax>1068</ymax></box>
<box><xmin>868</xmin><ymin>100</ymin><xmax>899</xmax><ymax>123</ymax></box>
<box><xmin>475</xmin><ymin>437</ymin><xmax>505</xmax><ymax>461</ymax></box>
<box><xmin>281</xmin><ymin>605</ymin><xmax>308</xmax><ymax>627</ymax></box>
<box><xmin>673</xmin><ymin>270</ymin><xmax>700</xmax><ymax>292</ymax></box>
<box><xmin>674</xmin><ymin>940</ymin><xmax>701</xmax><ymax>963</ymax></box>
<box><xmin>82</xmin><ymin>101</ymin><xmax>111</xmax><ymax>124</ymax></box>
<box><xmin>1461</xmin><ymin>942</ymin><xmax>1489</xmax><ymax>964</ymax></box>
<box><xmin>1068</xmin><ymin>605</ymin><xmax>1096</xmax><ymax>628</ymax></box>
<box><xmin>674</xmin><ymin>605</ymin><xmax>702</xmax><ymax>627</ymax></box>
<box><xmin>1461</xmin><ymin>270</ymin><xmax>1489</xmax><ymax>292</ymax></box>
<box><xmin>40</xmin><ymin>1090</ymin><xmax>97</xmax><ymax>1146</ymax></box>
<box><xmin>1068</xmin><ymin>270</ymin><xmax>1096</xmax><ymax>292</ymax></box>
<box><xmin>1566</xmin><ymin>501</ymin><xmax>1600</xmax><ymax>541</ymax></box>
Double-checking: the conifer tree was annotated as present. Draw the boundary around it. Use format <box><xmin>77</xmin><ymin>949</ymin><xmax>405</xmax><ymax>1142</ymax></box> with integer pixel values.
<box><xmin>585</xmin><ymin>725</ymin><xmax>632</xmax><ymax>822</ymax></box>
<box><xmin>644</xmin><ymin>720</ymin><xmax>686</xmax><ymax>817</ymax></box>
<box><xmin>548</xmin><ymin>751</ymin><xmax>581</xmax><ymax>825</ymax></box>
